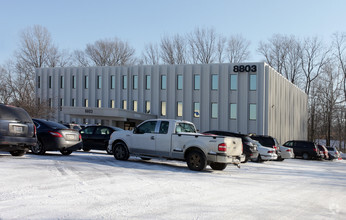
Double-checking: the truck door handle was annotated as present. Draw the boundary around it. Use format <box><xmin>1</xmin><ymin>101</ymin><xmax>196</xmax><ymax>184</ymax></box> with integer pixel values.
<box><xmin>151</xmin><ymin>136</ymin><xmax>155</xmax><ymax>140</ymax></box>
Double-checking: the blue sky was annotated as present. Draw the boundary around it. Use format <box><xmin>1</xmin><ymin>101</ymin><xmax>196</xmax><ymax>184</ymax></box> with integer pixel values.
<box><xmin>1</xmin><ymin>0</ymin><xmax>346</xmax><ymax>64</ymax></box>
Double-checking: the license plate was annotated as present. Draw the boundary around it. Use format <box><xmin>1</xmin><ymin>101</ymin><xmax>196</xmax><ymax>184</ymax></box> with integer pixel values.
<box><xmin>66</xmin><ymin>134</ymin><xmax>76</xmax><ymax>140</ymax></box>
<box><xmin>14</xmin><ymin>126</ymin><xmax>23</xmax><ymax>133</ymax></box>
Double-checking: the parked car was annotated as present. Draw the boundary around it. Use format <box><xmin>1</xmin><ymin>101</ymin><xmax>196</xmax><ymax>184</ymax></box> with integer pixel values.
<box><xmin>317</xmin><ymin>144</ymin><xmax>329</xmax><ymax>160</ymax></box>
<box><xmin>61</xmin><ymin>123</ymin><xmax>82</xmax><ymax>131</ymax></box>
<box><xmin>340</xmin><ymin>152</ymin><xmax>346</xmax><ymax>160</ymax></box>
<box><xmin>251</xmin><ymin>140</ymin><xmax>278</xmax><ymax>162</ymax></box>
<box><xmin>80</xmin><ymin>125</ymin><xmax>123</xmax><ymax>154</ymax></box>
<box><xmin>249</xmin><ymin>135</ymin><xmax>284</xmax><ymax>161</ymax></box>
<box><xmin>326</xmin><ymin>146</ymin><xmax>341</xmax><ymax>160</ymax></box>
<box><xmin>31</xmin><ymin>119</ymin><xmax>83</xmax><ymax>155</ymax></box>
<box><xmin>282</xmin><ymin>140</ymin><xmax>321</xmax><ymax>160</ymax></box>
<box><xmin>0</xmin><ymin>104</ymin><xmax>36</xmax><ymax>156</ymax></box>
<box><xmin>108</xmin><ymin>119</ymin><xmax>244</xmax><ymax>171</ymax></box>
<box><xmin>202</xmin><ymin>130</ymin><xmax>259</xmax><ymax>163</ymax></box>
<box><xmin>279</xmin><ymin>145</ymin><xmax>295</xmax><ymax>159</ymax></box>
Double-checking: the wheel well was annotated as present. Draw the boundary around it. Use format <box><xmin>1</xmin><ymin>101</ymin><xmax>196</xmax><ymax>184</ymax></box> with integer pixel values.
<box><xmin>112</xmin><ymin>140</ymin><xmax>126</xmax><ymax>152</ymax></box>
<box><xmin>184</xmin><ymin>147</ymin><xmax>205</xmax><ymax>159</ymax></box>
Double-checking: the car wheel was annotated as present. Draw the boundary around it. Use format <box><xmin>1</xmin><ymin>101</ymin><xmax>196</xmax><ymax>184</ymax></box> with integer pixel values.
<box><xmin>60</xmin><ymin>149</ymin><xmax>73</xmax><ymax>155</ymax></box>
<box><xmin>302</xmin><ymin>152</ymin><xmax>310</xmax><ymax>160</ymax></box>
<box><xmin>10</xmin><ymin>150</ymin><xmax>26</xmax><ymax>156</ymax></box>
<box><xmin>277</xmin><ymin>156</ymin><xmax>285</xmax><ymax>161</ymax></box>
<box><xmin>31</xmin><ymin>140</ymin><xmax>46</xmax><ymax>155</ymax></box>
<box><xmin>113</xmin><ymin>142</ymin><xmax>129</xmax><ymax>161</ymax></box>
<box><xmin>241</xmin><ymin>154</ymin><xmax>249</xmax><ymax>163</ymax></box>
<box><xmin>256</xmin><ymin>154</ymin><xmax>264</xmax><ymax>163</ymax></box>
<box><xmin>83</xmin><ymin>147</ymin><xmax>91</xmax><ymax>152</ymax></box>
<box><xmin>186</xmin><ymin>150</ymin><xmax>207</xmax><ymax>171</ymax></box>
<box><xmin>210</xmin><ymin>162</ymin><xmax>227</xmax><ymax>170</ymax></box>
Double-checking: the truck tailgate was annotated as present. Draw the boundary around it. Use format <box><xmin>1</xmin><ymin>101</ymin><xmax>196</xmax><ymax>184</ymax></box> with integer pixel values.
<box><xmin>224</xmin><ymin>137</ymin><xmax>243</xmax><ymax>156</ymax></box>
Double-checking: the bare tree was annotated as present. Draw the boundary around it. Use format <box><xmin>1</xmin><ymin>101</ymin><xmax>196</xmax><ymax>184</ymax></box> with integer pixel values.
<box><xmin>300</xmin><ymin>36</ymin><xmax>331</xmax><ymax>96</ymax></box>
<box><xmin>216</xmin><ymin>36</ymin><xmax>226</xmax><ymax>63</ymax></box>
<box><xmin>226</xmin><ymin>35</ymin><xmax>250</xmax><ymax>63</ymax></box>
<box><xmin>82</xmin><ymin>38</ymin><xmax>135</xmax><ymax>66</ymax></box>
<box><xmin>188</xmin><ymin>27</ymin><xmax>217</xmax><ymax>64</ymax></box>
<box><xmin>282</xmin><ymin>36</ymin><xmax>302</xmax><ymax>85</ymax></box>
<box><xmin>333</xmin><ymin>32</ymin><xmax>346</xmax><ymax>102</ymax></box>
<box><xmin>142</xmin><ymin>43</ymin><xmax>160</xmax><ymax>65</ymax></box>
<box><xmin>0</xmin><ymin>65</ymin><xmax>13</xmax><ymax>104</ymax></box>
<box><xmin>160</xmin><ymin>34</ymin><xmax>187</xmax><ymax>64</ymax></box>
<box><xmin>257</xmin><ymin>34</ymin><xmax>288</xmax><ymax>74</ymax></box>
<box><xmin>73</xmin><ymin>50</ymin><xmax>91</xmax><ymax>67</ymax></box>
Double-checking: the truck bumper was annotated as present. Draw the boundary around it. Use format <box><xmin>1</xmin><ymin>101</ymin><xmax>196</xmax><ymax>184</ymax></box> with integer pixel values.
<box><xmin>208</xmin><ymin>153</ymin><xmax>243</xmax><ymax>164</ymax></box>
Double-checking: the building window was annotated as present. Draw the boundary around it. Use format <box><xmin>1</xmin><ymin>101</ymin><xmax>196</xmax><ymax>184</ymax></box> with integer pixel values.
<box><xmin>37</xmin><ymin>76</ymin><xmax>41</xmax><ymax>88</ymax></box>
<box><xmin>249</xmin><ymin>104</ymin><xmax>257</xmax><ymax>120</ymax></box>
<box><xmin>60</xmin><ymin>98</ymin><xmax>64</xmax><ymax>107</ymax></box>
<box><xmin>84</xmin><ymin>99</ymin><xmax>88</xmax><ymax>107</ymax></box>
<box><xmin>110</xmin><ymin>100</ymin><xmax>115</xmax><ymax>108</ymax></box>
<box><xmin>177</xmin><ymin>101</ymin><xmax>183</xmax><ymax>117</ymax></box>
<box><xmin>84</xmin><ymin>76</ymin><xmax>89</xmax><ymax>89</ymax></box>
<box><xmin>133</xmin><ymin>75</ymin><xmax>138</xmax><ymax>90</ymax></box>
<box><xmin>71</xmin><ymin>98</ymin><xmax>76</xmax><ymax>107</ymax></box>
<box><xmin>111</xmin><ymin>75</ymin><xmax>115</xmax><ymax>89</ymax></box>
<box><xmin>211</xmin><ymin>103</ymin><xmax>218</xmax><ymax>118</ymax></box>
<box><xmin>211</xmin><ymin>74</ymin><xmax>218</xmax><ymax>90</ymax></box>
<box><xmin>177</xmin><ymin>75</ymin><xmax>183</xmax><ymax>90</ymax></box>
<box><xmin>194</xmin><ymin>102</ymin><xmax>200</xmax><ymax>118</ymax></box>
<box><xmin>72</xmin><ymin>76</ymin><xmax>76</xmax><ymax>89</ymax></box>
<box><xmin>230</xmin><ymin>103</ymin><xmax>237</xmax><ymax>119</ymax></box>
<box><xmin>145</xmin><ymin>101</ymin><xmax>150</xmax><ymax>113</ymax></box>
<box><xmin>133</xmin><ymin>100</ymin><xmax>138</xmax><ymax>112</ymax></box>
<box><xmin>230</xmin><ymin>74</ymin><xmax>237</xmax><ymax>90</ymax></box>
<box><xmin>122</xmin><ymin>75</ymin><xmax>127</xmax><ymax>89</ymax></box>
<box><xmin>250</xmin><ymin>74</ymin><xmax>257</xmax><ymax>91</ymax></box>
<box><xmin>97</xmin><ymin>76</ymin><xmax>102</xmax><ymax>89</ymax></box>
<box><xmin>122</xmin><ymin>100</ymin><xmax>127</xmax><ymax>110</ymax></box>
<box><xmin>60</xmin><ymin>76</ymin><xmax>64</xmax><ymax>89</ymax></box>
<box><xmin>194</xmin><ymin>75</ymin><xmax>200</xmax><ymax>90</ymax></box>
<box><xmin>161</xmin><ymin>102</ymin><xmax>166</xmax><ymax>116</ymax></box>
<box><xmin>48</xmin><ymin>76</ymin><xmax>52</xmax><ymax>89</ymax></box>
<box><xmin>97</xmin><ymin>99</ymin><xmax>101</xmax><ymax>108</ymax></box>
<box><xmin>48</xmin><ymin>98</ymin><xmax>52</xmax><ymax>108</ymax></box>
<box><xmin>161</xmin><ymin>75</ymin><xmax>167</xmax><ymax>90</ymax></box>
<box><xmin>146</xmin><ymin>75</ymin><xmax>151</xmax><ymax>90</ymax></box>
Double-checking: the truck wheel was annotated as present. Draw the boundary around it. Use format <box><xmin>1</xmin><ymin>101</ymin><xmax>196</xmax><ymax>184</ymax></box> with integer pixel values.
<box><xmin>186</xmin><ymin>150</ymin><xmax>207</xmax><ymax>171</ymax></box>
<box><xmin>60</xmin><ymin>149</ymin><xmax>72</xmax><ymax>155</ymax></box>
<box><xmin>31</xmin><ymin>140</ymin><xmax>46</xmax><ymax>155</ymax></box>
<box><xmin>210</xmin><ymin>162</ymin><xmax>227</xmax><ymax>170</ymax></box>
<box><xmin>10</xmin><ymin>150</ymin><xmax>26</xmax><ymax>156</ymax></box>
<box><xmin>113</xmin><ymin>142</ymin><xmax>129</xmax><ymax>161</ymax></box>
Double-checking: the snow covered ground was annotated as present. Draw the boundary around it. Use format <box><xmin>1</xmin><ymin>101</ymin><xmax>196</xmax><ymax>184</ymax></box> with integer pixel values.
<box><xmin>1</xmin><ymin>150</ymin><xmax>345</xmax><ymax>220</ymax></box>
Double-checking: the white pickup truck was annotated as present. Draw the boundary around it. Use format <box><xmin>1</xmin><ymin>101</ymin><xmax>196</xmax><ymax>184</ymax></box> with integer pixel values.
<box><xmin>107</xmin><ymin>119</ymin><xmax>243</xmax><ymax>171</ymax></box>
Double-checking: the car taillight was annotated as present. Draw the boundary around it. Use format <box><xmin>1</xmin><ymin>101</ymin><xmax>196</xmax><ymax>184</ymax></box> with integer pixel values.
<box><xmin>286</xmin><ymin>149</ymin><xmax>291</xmax><ymax>152</ymax></box>
<box><xmin>313</xmin><ymin>148</ymin><xmax>317</xmax><ymax>152</ymax></box>
<box><xmin>34</xmin><ymin>125</ymin><xmax>37</xmax><ymax>137</ymax></box>
<box><xmin>268</xmin><ymin>150</ymin><xmax>274</xmax><ymax>154</ymax></box>
<box><xmin>49</xmin><ymin>131</ymin><xmax>63</xmax><ymax>137</ymax></box>
<box><xmin>273</xmin><ymin>146</ymin><xmax>277</xmax><ymax>150</ymax></box>
<box><xmin>218</xmin><ymin>143</ymin><xmax>227</xmax><ymax>152</ymax></box>
<box><xmin>79</xmin><ymin>133</ymin><xmax>82</xmax><ymax>140</ymax></box>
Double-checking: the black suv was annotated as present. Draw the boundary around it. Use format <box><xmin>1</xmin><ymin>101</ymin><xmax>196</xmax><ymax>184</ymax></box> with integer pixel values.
<box><xmin>0</xmin><ymin>104</ymin><xmax>36</xmax><ymax>156</ymax></box>
<box><xmin>203</xmin><ymin>130</ymin><xmax>259</xmax><ymax>163</ymax></box>
<box><xmin>249</xmin><ymin>135</ymin><xmax>283</xmax><ymax>161</ymax></box>
<box><xmin>282</xmin><ymin>140</ymin><xmax>321</xmax><ymax>160</ymax></box>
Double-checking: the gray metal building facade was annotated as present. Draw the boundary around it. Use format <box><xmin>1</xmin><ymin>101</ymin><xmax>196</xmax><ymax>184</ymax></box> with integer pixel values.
<box><xmin>36</xmin><ymin>62</ymin><xmax>308</xmax><ymax>144</ymax></box>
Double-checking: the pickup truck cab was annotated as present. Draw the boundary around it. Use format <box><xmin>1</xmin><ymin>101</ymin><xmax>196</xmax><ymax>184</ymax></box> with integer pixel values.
<box><xmin>108</xmin><ymin>119</ymin><xmax>243</xmax><ymax>171</ymax></box>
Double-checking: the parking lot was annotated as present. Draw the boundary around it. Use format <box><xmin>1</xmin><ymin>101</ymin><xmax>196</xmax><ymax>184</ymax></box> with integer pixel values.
<box><xmin>1</xmin><ymin>151</ymin><xmax>346</xmax><ymax>220</ymax></box>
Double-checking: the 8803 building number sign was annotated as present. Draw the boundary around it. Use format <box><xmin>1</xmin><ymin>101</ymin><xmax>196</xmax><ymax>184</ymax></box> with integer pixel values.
<box><xmin>233</xmin><ymin>65</ymin><xmax>257</xmax><ymax>73</ymax></box>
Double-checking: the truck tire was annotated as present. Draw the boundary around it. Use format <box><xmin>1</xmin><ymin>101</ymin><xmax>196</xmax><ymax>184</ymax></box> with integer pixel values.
<box><xmin>210</xmin><ymin>162</ymin><xmax>227</xmax><ymax>170</ymax></box>
<box><xmin>113</xmin><ymin>142</ymin><xmax>129</xmax><ymax>161</ymax></box>
<box><xmin>186</xmin><ymin>150</ymin><xmax>207</xmax><ymax>171</ymax></box>
<box><xmin>10</xmin><ymin>150</ymin><xmax>26</xmax><ymax>156</ymax></box>
<box><xmin>31</xmin><ymin>140</ymin><xmax>46</xmax><ymax>155</ymax></box>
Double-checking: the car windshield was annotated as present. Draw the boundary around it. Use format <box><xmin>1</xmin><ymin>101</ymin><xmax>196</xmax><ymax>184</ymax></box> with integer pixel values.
<box><xmin>326</xmin><ymin>147</ymin><xmax>334</xmax><ymax>151</ymax></box>
<box><xmin>42</xmin><ymin>121</ymin><xmax>68</xmax><ymax>129</ymax></box>
<box><xmin>251</xmin><ymin>136</ymin><xmax>275</xmax><ymax>147</ymax></box>
<box><xmin>0</xmin><ymin>105</ymin><xmax>32</xmax><ymax>122</ymax></box>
